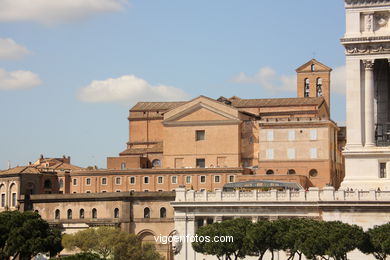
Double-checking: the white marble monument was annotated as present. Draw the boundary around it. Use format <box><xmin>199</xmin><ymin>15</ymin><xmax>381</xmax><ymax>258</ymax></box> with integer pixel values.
<box><xmin>341</xmin><ymin>0</ymin><xmax>390</xmax><ymax>190</ymax></box>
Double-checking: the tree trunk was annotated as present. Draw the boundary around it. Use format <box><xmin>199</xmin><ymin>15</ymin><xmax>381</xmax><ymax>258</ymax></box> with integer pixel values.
<box><xmin>271</xmin><ymin>250</ymin><xmax>274</xmax><ymax>260</ymax></box>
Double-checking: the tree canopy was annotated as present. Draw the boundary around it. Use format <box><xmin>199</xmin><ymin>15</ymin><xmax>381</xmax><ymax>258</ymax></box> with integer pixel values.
<box><xmin>359</xmin><ymin>222</ymin><xmax>390</xmax><ymax>260</ymax></box>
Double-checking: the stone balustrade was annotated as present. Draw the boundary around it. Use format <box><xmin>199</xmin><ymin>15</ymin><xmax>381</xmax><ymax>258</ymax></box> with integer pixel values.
<box><xmin>175</xmin><ymin>187</ymin><xmax>390</xmax><ymax>202</ymax></box>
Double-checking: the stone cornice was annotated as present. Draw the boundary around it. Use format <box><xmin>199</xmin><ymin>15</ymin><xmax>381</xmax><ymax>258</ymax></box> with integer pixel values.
<box><xmin>345</xmin><ymin>0</ymin><xmax>390</xmax><ymax>8</ymax></box>
<box><xmin>342</xmin><ymin>42</ymin><xmax>390</xmax><ymax>55</ymax></box>
<box><xmin>341</xmin><ymin>35</ymin><xmax>390</xmax><ymax>44</ymax></box>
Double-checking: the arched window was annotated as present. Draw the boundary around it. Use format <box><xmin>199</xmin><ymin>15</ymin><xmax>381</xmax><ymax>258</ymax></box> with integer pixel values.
<box><xmin>59</xmin><ymin>179</ymin><xmax>64</xmax><ymax>189</ymax></box>
<box><xmin>304</xmin><ymin>78</ymin><xmax>310</xmax><ymax>97</ymax></box>
<box><xmin>311</xmin><ymin>64</ymin><xmax>315</xmax><ymax>72</ymax></box>
<box><xmin>160</xmin><ymin>207</ymin><xmax>166</xmax><ymax>218</ymax></box>
<box><xmin>316</xmin><ymin>78</ymin><xmax>323</xmax><ymax>97</ymax></box>
<box><xmin>144</xmin><ymin>207</ymin><xmax>150</xmax><ymax>219</ymax></box>
<box><xmin>55</xmin><ymin>209</ymin><xmax>60</xmax><ymax>220</ymax></box>
<box><xmin>44</xmin><ymin>179</ymin><xmax>52</xmax><ymax>189</ymax></box>
<box><xmin>114</xmin><ymin>208</ymin><xmax>119</xmax><ymax>218</ymax></box>
<box><xmin>120</xmin><ymin>162</ymin><xmax>126</xmax><ymax>170</ymax></box>
<box><xmin>266</xmin><ymin>169</ymin><xmax>274</xmax><ymax>175</ymax></box>
<box><xmin>79</xmin><ymin>209</ymin><xmax>84</xmax><ymax>219</ymax></box>
<box><xmin>67</xmin><ymin>209</ymin><xmax>72</xmax><ymax>220</ymax></box>
<box><xmin>309</xmin><ymin>169</ymin><xmax>318</xmax><ymax>177</ymax></box>
<box><xmin>287</xmin><ymin>169</ymin><xmax>296</xmax><ymax>175</ymax></box>
<box><xmin>152</xmin><ymin>159</ymin><xmax>161</xmax><ymax>168</ymax></box>
<box><xmin>92</xmin><ymin>208</ymin><xmax>97</xmax><ymax>219</ymax></box>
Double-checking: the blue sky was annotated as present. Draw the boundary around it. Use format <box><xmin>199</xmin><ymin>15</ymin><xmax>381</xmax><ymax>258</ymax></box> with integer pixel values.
<box><xmin>0</xmin><ymin>0</ymin><xmax>346</xmax><ymax>169</ymax></box>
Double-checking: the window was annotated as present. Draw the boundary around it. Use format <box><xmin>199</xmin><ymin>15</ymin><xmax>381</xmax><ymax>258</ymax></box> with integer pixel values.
<box><xmin>129</xmin><ymin>176</ymin><xmax>135</xmax><ymax>184</ymax></box>
<box><xmin>196</xmin><ymin>130</ymin><xmax>205</xmax><ymax>141</ymax></box>
<box><xmin>144</xmin><ymin>176</ymin><xmax>149</xmax><ymax>184</ymax></box>
<box><xmin>11</xmin><ymin>193</ymin><xmax>16</xmax><ymax>207</ymax></box>
<box><xmin>152</xmin><ymin>159</ymin><xmax>161</xmax><ymax>168</ymax></box>
<box><xmin>101</xmin><ymin>178</ymin><xmax>107</xmax><ymax>185</ymax></box>
<box><xmin>86</xmin><ymin>191</ymin><xmax>91</xmax><ymax>193</ymax></box>
<box><xmin>44</xmin><ymin>179</ymin><xmax>52</xmax><ymax>189</ymax></box>
<box><xmin>228</xmin><ymin>175</ymin><xmax>235</xmax><ymax>183</ymax></box>
<box><xmin>86</xmin><ymin>178</ymin><xmax>91</xmax><ymax>186</ymax></box>
<box><xmin>144</xmin><ymin>189</ymin><xmax>149</xmax><ymax>192</ymax></box>
<box><xmin>59</xmin><ymin>179</ymin><xmax>64</xmax><ymax>188</ymax></box>
<box><xmin>311</xmin><ymin>64</ymin><xmax>315</xmax><ymax>72</ymax></box>
<box><xmin>73</xmin><ymin>178</ymin><xmax>77</xmax><ymax>186</ymax></box>
<box><xmin>288</xmin><ymin>130</ymin><xmax>295</xmax><ymax>141</ymax></box>
<box><xmin>214</xmin><ymin>176</ymin><xmax>220</xmax><ymax>183</ymax></box>
<box><xmin>310</xmin><ymin>129</ymin><xmax>317</xmax><ymax>140</ymax></box>
<box><xmin>309</xmin><ymin>169</ymin><xmax>318</xmax><ymax>177</ymax></box>
<box><xmin>196</xmin><ymin>159</ymin><xmax>205</xmax><ymax>168</ymax></box>
<box><xmin>160</xmin><ymin>207</ymin><xmax>166</xmax><ymax>218</ymax></box>
<box><xmin>266</xmin><ymin>149</ymin><xmax>274</xmax><ymax>160</ymax></box>
<box><xmin>79</xmin><ymin>209</ymin><xmax>84</xmax><ymax>219</ymax></box>
<box><xmin>380</xmin><ymin>163</ymin><xmax>387</xmax><ymax>178</ymax></box>
<box><xmin>120</xmin><ymin>162</ymin><xmax>126</xmax><ymax>170</ymax></box>
<box><xmin>186</xmin><ymin>176</ymin><xmax>192</xmax><ymax>184</ymax></box>
<box><xmin>92</xmin><ymin>208</ymin><xmax>97</xmax><ymax>219</ymax></box>
<box><xmin>114</xmin><ymin>208</ymin><xmax>119</xmax><ymax>218</ymax></box>
<box><xmin>171</xmin><ymin>176</ymin><xmax>178</xmax><ymax>184</ymax></box>
<box><xmin>200</xmin><ymin>176</ymin><xmax>206</xmax><ymax>183</ymax></box>
<box><xmin>55</xmin><ymin>209</ymin><xmax>60</xmax><ymax>220</ymax></box>
<box><xmin>116</xmin><ymin>190</ymin><xmax>121</xmax><ymax>192</ymax></box>
<box><xmin>287</xmin><ymin>169</ymin><xmax>296</xmax><ymax>175</ymax></box>
<box><xmin>1</xmin><ymin>194</ymin><xmax>5</xmax><ymax>207</ymax></box>
<box><xmin>67</xmin><ymin>209</ymin><xmax>72</xmax><ymax>220</ymax></box>
<box><xmin>266</xmin><ymin>169</ymin><xmax>274</xmax><ymax>175</ymax></box>
<box><xmin>316</xmin><ymin>78</ymin><xmax>323</xmax><ymax>97</ymax></box>
<box><xmin>157</xmin><ymin>176</ymin><xmax>164</xmax><ymax>184</ymax></box>
<box><xmin>115</xmin><ymin>177</ymin><xmax>121</xmax><ymax>185</ymax></box>
<box><xmin>249</xmin><ymin>136</ymin><xmax>254</xmax><ymax>144</ymax></box>
<box><xmin>287</xmin><ymin>148</ymin><xmax>296</xmax><ymax>159</ymax></box>
<box><xmin>310</xmin><ymin>148</ymin><xmax>318</xmax><ymax>159</ymax></box>
<box><xmin>304</xmin><ymin>78</ymin><xmax>310</xmax><ymax>97</ymax></box>
<box><xmin>144</xmin><ymin>207</ymin><xmax>150</xmax><ymax>218</ymax></box>
<box><xmin>267</xmin><ymin>130</ymin><xmax>274</xmax><ymax>141</ymax></box>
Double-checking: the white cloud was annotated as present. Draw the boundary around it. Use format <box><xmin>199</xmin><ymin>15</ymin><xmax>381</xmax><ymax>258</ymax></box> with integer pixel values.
<box><xmin>232</xmin><ymin>65</ymin><xmax>346</xmax><ymax>96</ymax></box>
<box><xmin>0</xmin><ymin>38</ymin><xmax>31</xmax><ymax>60</ymax></box>
<box><xmin>0</xmin><ymin>68</ymin><xmax>41</xmax><ymax>90</ymax></box>
<box><xmin>77</xmin><ymin>74</ymin><xmax>190</xmax><ymax>104</ymax></box>
<box><xmin>0</xmin><ymin>0</ymin><xmax>128</xmax><ymax>25</ymax></box>
<box><xmin>231</xmin><ymin>67</ymin><xmax>296</xmax><ymax>93</ymax></box>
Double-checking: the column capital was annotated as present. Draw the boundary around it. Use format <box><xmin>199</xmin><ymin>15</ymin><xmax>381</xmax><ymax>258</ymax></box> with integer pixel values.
<box><xmin>363</xmin><ymin>60</ymin><xmax>375</xmax><ymax>70</ymax></box>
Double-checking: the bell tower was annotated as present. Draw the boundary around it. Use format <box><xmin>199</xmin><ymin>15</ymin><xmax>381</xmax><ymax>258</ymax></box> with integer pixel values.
<box><xmin>341</xmin><ymin>0</ymin><xmax>390</xmax><ymax>190</ymax></box>
<box><xmin>296</xmin><ymin>59</ymin><xmax>332</xmax><ymax>113</ymax></box>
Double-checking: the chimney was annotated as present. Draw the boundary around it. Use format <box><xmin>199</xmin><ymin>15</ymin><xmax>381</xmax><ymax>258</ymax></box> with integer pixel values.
<box><xmin>7</xmin><ymin>161</ymin><xmax>11</xmax><ymax>169</ymax></box>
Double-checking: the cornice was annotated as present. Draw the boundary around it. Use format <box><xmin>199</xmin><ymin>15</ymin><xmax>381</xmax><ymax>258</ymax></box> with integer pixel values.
<box><xmin>342</xmin><ymin>42</ymin><xmax>390</xmax><ymax>55</ymax></box>
<box><xmin>345</xmin><ymin>0</ymin><xmax>390</xmax><ymax>8</ymax></box>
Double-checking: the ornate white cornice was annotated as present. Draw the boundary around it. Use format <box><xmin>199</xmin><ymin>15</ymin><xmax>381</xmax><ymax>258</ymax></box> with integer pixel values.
<box><xmin>343</xmin><ymin>42</ymin><xmax>390</xmax><ymax>55</ymax></box>
<box><xmin>345</xmin><ymin>0</ymin><xmax>390</xmax><ymax>8</ymax></box>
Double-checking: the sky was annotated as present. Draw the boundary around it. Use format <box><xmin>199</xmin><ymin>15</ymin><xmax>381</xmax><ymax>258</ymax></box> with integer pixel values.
<box><xmin>0</xmin><ymin>0</ymin><xmax>347</xmax><ymax>169</ymax></box>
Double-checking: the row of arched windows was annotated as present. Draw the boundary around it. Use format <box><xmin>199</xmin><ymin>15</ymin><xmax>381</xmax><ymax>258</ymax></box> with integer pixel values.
<box><xmin>304</xmin><ymin>78</ymin><xmax>322</xmax><ymax>97</ymax></box>
<box><xmin>55</xmin><ymin>208</ymin><xmax>120</xmax><ymax>220</ymax></box>
<box><xmin>143</xmin><ymin>207</ymin><xmax>166</xmax><ymax>219</ymax></box>
<box><xmin>265</xmin><ymin>169</ymin><xmax>318</xmax><ymax>177</ymax></box>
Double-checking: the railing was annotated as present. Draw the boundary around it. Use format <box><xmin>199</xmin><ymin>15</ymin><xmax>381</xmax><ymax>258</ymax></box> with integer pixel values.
<box><xmin>375</xmin><ymin>123</ymin><xmax>390</xmax><ymax>146</ymax></box>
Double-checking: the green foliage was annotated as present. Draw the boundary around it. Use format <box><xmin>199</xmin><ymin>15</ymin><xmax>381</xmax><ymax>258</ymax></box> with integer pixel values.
<box><xmin>0</xmin><ymin>210</ymin><xmax>62</xmax><ymax>259</ymax></box>
<box><xmin>359</xmin><ymin>222</ymin><xmax>390</xmax><ymax>260</ymax></box>
<box><xmin>62</xmin><ymin>226</ymin><xmax>163</xmax><ymax>260</ymax></box>
<box><xmin>246</xmin><ymin>219</ymin><xmax>277</xmax><ymax>260</ymax></box>
<box><xmin>58</xmin><ymin>252</ymin><xmax>102</xmax><ymax>260</ymax></box>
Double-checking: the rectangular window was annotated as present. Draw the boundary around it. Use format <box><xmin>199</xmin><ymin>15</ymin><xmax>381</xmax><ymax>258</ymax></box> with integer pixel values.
<box><xmin>115</xmin><ymin>177</ymin><xmax>121</xmax><ymax>185</ymax></box>
<box><xmin>1</xmin><ymin>194</ymin><xmax>5</xmax><ymax>207</ymax></box>
<box><xmin>287</xmin><ymin>148</ymin><xmax>296</xmax><ymax>159</ymax></box>
<box><xmin>228</xmin><ymin>175</ymin><xmax>235</xmax><ymax>183</ymax></box>
<box><xmin>171</xmin><ymin>176</ymin><xmax>178</xmax><ymax>184</ymax></box>
<box><xmin>380</xmin><ymin>163</ymin><xmax>387</xmax><ymax>178</ymax></box>
<box><xmin>196</xmin><ymin>158</ymin><xmax>205</xmax><ymax>168</ymax></box>
<box><xmin>200</xmin><ymin>176</ymin><xmax>206</xmax><ymax>183</ymax></box>
<box><xmin>266</xmin><ymin>149</ymin><xmax>274</xmax><ymax>160</ymax></box>
<box><xmin>120</xmin><ymin>162</ymin><xmax>126</xmax><ymax>170</ymax></box>
<box><xmin>310</xmin><ymin>148</ymin><xmax>318</xmax><ymax>159</ymax></box>
<box><xmin>267</xmin><ymin>130</ymin><xmax>274</xmax><ymax>141</ymax></box>
<box><xmin>310</xmin><ymin>129</ymin><xmax>317</xmax><ymax>140</ymax></box>
<box><xmin>196</xmin><ymin>130</ymin><xmax>205</xmax><ymax>141</ymax></box>
<box><xmin>101</xmin><ymin>177</ymin><xmax>107</xmax><ymax>185</ymax></box>
<box><xmin>73</xmin><ymin>178</ymin><xmax>77</xmax><ymax>186</ymax></box>
<box><xmin>288</xmin><ymin>130</ymin><xmax>295</xmax><ymax>141</ymax></box>
<box><xmin>12</xmin><ymin>193</ymin><xmax>16</xmax><ymax>207</ymax></box>
<box><xmin>158</xmin><ymin>176</ymin><xmax>164</xmax><ymax>184</ymax></box>
<box><xmin>214</xmin><ymin>176</ymin><xmax>221</xmax><ymax>183</ymax></box>
<box><xmin>186</xmin><ymin>176</ymin><xmax>192</xmax><ymax>184</ymax></box>
<box><xmin>86</xmin><ymin>178</ymin><xmax>91</xmax><ymax>186</ymax></box>
<box><xmin>130</xmin><ymin>176</ymin><xmax>135</xmax><ymax>184</ymax></box>
<box><xmin>144</xmin><ymin>176</ymin><xmax>149</xmax><ymax>184</ymax></box>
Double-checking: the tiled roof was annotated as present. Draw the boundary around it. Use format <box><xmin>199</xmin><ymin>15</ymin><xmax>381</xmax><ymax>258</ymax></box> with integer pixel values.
<box><xmin>119</xmin><ymin>142</ymin><xmax>163</xmax><ymax>155</ymax></box>
<box><xmin>230</xmin><ymin>97</ymin><xmax>324</xmax><ymax>108</ymax></box>
<box><xmin>130</xmin><ymin>102</ymin><xmax>187</xmax><ymax>112</ymax></box>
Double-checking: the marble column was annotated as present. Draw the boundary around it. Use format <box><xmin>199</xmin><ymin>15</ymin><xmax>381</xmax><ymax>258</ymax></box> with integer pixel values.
<box><xmin>363</xmin><ymin>59</ymin><xmax>375</xmax><ymax>147</ymax></box>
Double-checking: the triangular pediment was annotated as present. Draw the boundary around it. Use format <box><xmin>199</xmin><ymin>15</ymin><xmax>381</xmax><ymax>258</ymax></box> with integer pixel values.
<box><xmin>163</xmin><ymin>96</ymin><xmax>242</xmax><ymax>125</ymax></box>
<box><xmin>296</xmin><ymin>59</ymin><xmax>332</xmax><ymax>73</ymax></box>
